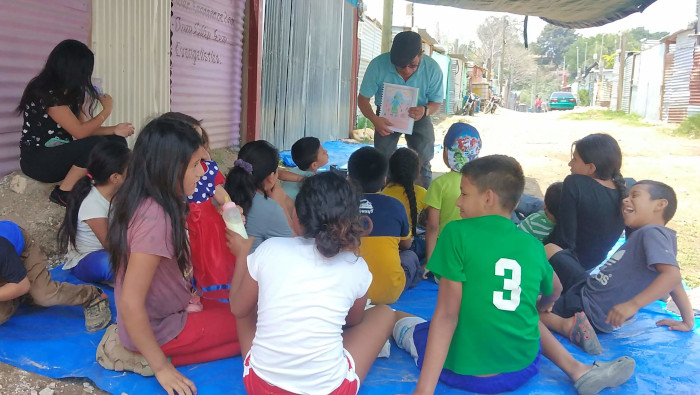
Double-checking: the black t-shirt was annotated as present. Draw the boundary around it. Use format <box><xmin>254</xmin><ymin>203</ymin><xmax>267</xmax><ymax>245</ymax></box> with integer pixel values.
<box><xmin>545</xmin><ymin>174</ymin><xmax>624</xmax><ymax>270</ymax></box>
<box><xmin>19</xmin><ymin>93</ymin><xmax>74</xmax><ymax>151</ymax></box>
<box><xmin>0</xmin><ymin>237</ymin><xmax>27</xmax><ymax>284</ymax></box>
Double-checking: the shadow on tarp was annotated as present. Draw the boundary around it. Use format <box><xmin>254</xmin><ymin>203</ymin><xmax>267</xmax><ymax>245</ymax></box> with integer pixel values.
<box><xmin>1</xmin><ymin>268</ymin><xmax>699</xmax><ymax>394</ymax></box>
<box><xmin>279</xmin><ymin>140</ymin><xmax>443</xmax><ymax>171</ymax></box>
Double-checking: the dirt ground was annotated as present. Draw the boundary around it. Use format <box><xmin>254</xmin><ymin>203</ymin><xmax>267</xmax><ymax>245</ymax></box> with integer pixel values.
<box><xmin>0</xmin><ymin>107</ymin><xmax>698</xmax><ymax>393</ymax></box>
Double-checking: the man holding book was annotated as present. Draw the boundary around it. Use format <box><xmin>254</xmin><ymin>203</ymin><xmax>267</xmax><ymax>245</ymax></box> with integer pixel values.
<box><xmin>358</xmin><ymin>31</ymin><xmax>444</xmax><ymax>187</ymax></box>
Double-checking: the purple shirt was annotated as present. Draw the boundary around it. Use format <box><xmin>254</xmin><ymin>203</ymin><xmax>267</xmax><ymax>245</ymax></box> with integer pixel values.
<box><xmin>115</xmin><ymin>198</ymin><xmax>192</xmax><ymax>351</ymax></box>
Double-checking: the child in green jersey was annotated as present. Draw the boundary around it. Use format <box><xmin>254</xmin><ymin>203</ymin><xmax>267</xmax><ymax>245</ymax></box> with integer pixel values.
<box><xmin>394</xmin><ymin>155</ymin><xmax>635</xmax><ymax>395</ymax></box>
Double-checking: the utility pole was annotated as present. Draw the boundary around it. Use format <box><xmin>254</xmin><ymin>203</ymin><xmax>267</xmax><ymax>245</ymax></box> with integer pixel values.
<box><xmin>381</xmin><ymin>0</ymin><xmax>394</xmax><ymax>53</ymax></box>
<box><xmin>584</xmin><ymin>42</ymin><xmax>588</xmax><ymax>70</ymax></box>
<box><xmin>576</xmin><ymin>46</ymin><xmax>580</xmax><ymax>77</ymax></box>
<box><xmin>616</xmin><ymin>33</ymin><xmax>626</xmax><ymax>111</ymax></box>
<box><xmin>498</xmin><ymin>16</ymin><xmax>507</xmax><ymax>94</ymax></box>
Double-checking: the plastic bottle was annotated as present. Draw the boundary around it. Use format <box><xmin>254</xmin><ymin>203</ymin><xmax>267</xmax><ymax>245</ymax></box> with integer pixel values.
<box><xmin>222</xmin><ymin>202</ymin><xmax>248</xmax><ymax>239</ymax></box>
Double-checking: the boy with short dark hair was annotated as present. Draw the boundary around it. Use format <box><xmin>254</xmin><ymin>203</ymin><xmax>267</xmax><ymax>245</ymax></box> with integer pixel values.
<box><xmin>348</xmin><ymin>147</ymin><xmax>421</xmax><ymax>304</ymax></box>
<box><xmin>0</xmin><ymin>220</ymin><xmax>111</xmax><ymax>332</ymax></box>
<box><xmin>393</xmin><ymin>155</ymin><xmax>635</xmax><ymax>395</ymax></box>
<box><xmin>281</xmin><ymin>137</ymin><xmax>329</xmax><ymax>200</ymax></box>
<box><xmin>518</xmin><ymin>181</ymin><xmax>563</xmax><ymax>242</ymax></box>
<box><xmin>541</xmin><ymin>180</ymin><xmax>694</xmax><ymax>353</ymax></box>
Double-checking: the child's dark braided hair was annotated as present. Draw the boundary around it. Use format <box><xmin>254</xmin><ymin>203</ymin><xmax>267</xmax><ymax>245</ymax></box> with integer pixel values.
<box><xmin>388</xmin><ymin>148</ymin><xmax>420</xmax><ymax>236</ymax></box>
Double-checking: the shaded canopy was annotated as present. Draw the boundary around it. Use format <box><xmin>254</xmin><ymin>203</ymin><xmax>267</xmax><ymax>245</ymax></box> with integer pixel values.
<box><xmin>409</xmin><ymin>0</ymin><xmax>657</xmax><ymax>28</ymax></box>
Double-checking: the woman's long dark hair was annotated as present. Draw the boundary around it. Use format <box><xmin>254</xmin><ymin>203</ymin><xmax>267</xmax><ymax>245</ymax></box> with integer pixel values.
<box><xmin>388</xmin><ymin>148</ymin><xmax>420</xmax><ymax>236</ymax></box>
<box><xmin>295</xmin><ymin>172</ymin><xmax>364</xmax><ymax>258</ymax></box>
<box><xmin>17</xmin><ymin>39</ymin><xmax>99</xmax><ymax>117</ymax></box>
<box><xmin>573</xmin><ymin>133</ymin><xmax>626</xmax><ymax>200</ymax></box>
<box><xmin>224</xmin><ymin>140</ymin><xmax>279</xmax><ymax>215</ymax></box>
<box><xmin>57</xmin><ymin>141</ymin><xmax>130</xmax><ymax>253</ymax></box>
<box><xmin>108</xmin><ymin>117</ymin><xmax>203</xmax><ymax>277</ymax></box>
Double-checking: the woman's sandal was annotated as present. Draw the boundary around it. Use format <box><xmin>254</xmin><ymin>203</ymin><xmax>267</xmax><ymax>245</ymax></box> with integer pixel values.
<box><xmin>96</xmin><ymin>324</ymin><xmax>154</xmax><ymax>376</ymax></box>
<box><xmin>569</xmin><ymin>311</ymin><xmax>602</xmax><ymax>355</ymax></box>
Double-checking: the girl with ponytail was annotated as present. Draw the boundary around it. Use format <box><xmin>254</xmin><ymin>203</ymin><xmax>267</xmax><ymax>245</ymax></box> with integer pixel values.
<box><xmin>57</xmin><ymin>141</ymin><xmax>130</xmax><ymax>283</ymax></box>
<box><xmin>545</xmin><ymin>133</ymin><xmax>626</xmax><ymax>291</ymax></box>
<box><xmin>224</xmin><ymin>140</ymin><xmax>296</xmax><ymax>252</ymax></box>
<box><xmin>383</xmin><ymin>148</ymin><xmax>428</xmax><ymax>262</ymax></box>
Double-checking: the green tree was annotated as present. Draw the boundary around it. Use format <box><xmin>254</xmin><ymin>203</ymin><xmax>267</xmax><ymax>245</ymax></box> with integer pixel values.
<box><xmin>533</xmin><ymin>24</ymin><xmax>579</xmax><ymax>67</ymax></box>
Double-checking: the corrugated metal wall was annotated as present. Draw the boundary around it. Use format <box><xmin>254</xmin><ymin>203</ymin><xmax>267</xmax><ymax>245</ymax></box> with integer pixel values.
<box><xmin>621</xmin><ymin>54</ymin><xmax>635</xmax><ymax>114</ymax></box>
<box><xmin>358</xmin><ymin>19</ymin><xmax>382</xmax><ymax>93</ymax></box>
<box><xmin>92</xmin><ymin>0</ymin><xmax>171</xmax><ymax>143</ymax></box>
<box><xmin>631</xmin><ymin>42</ymin><xmax>664</xmax><ymax>121</ymax></box>
<box><xmin>663</xmin><ymin>44</ymin><xmax>694</xmax><ymax>123</ymax></box>
<box><xmin>260</xmin><ymin>0</ymin><xmax>354</xmax><ymax>150</ymax></box>
<box><xmin>430</xmin><ymin>51</ymin><xmax>450</xmax><ymax>114</ymax></box>
<box><xmin>689</xmin><ymin>45</ymin><xmax>700</xmax><ymax>118</ymax></box>
<box><xmin>0</xmin><ymin>0</ymin><xmax>90</xmax><ymax>177</ymax></box>
<box><xmin>171</xmin><ymin>0</ymin><xmax>246</xmax><ymax>149</ymax></box>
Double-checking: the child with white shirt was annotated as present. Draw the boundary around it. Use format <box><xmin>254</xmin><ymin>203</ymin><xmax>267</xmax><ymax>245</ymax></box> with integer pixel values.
<box><xmin>57</xmin><ymin>141</ymin><xmax>130</xmax><ymax>283</ymax></box>
<box><xmin>227</xmin><ymin>171</ymin><xmax>396</xmax><ymax>394</ymax></box>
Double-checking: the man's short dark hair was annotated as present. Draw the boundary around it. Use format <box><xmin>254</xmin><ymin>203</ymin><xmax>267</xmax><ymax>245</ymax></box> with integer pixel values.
<box><xmin>291</xmin><ymin>137</ymin><xmax>321</xmax><ymax>171</ymax></box>
<box><xmin>390</xmin><ymin>31</ymin><xmax>422</xmax><ymax>68</ymax></box>
<box><xmin>460</xmin><ymin>155</ymin><xmax>525</xmax><ymax>212</ymax></box>
<box><xmin>634</xmin><ymin>180</ymin><xmax>677</xmax><ymax>223</ymax></box>
<box><xmin>348</xmin><ymin>146</ymin><xmax>387</xmax><ymax>193</ymax></box>
<box><xmin>544</xmin><ymin>182</ymin><xmax>563</xmax><ymax>219</ymax></box>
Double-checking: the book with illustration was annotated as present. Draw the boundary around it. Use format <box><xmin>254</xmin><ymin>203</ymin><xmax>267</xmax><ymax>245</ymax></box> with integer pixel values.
<box><xmin>379</xmin><ymin>83</ymin><xmax>419</xmax><ymax>135</ymax></box>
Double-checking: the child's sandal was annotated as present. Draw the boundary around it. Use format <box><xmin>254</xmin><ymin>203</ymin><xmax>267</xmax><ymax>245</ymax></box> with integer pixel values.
<box><xmin>569</xmin><ymin>312</ymin><xmax>602</xmax><ymax>355</ymax></box>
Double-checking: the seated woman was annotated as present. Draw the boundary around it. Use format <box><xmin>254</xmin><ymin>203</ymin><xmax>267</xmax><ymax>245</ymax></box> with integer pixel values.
<box><xmin>97</xmin><ymin>117</ymin><xmax>239</xmax><ymax>395</ymax></box>
<box><xmin>17</xmin><ymin>39</ymin><xmax>134</xmax><ymax>206</ymax></box>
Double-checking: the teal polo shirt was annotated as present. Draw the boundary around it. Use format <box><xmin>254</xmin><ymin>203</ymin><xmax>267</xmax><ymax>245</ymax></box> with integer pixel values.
<box><xmin>359</xmin><ymin>52</ymin><xmax>444</xmax><ymax>107</ymax></box>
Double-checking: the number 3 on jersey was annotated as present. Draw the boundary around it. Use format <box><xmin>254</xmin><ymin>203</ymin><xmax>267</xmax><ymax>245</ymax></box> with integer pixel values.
<box><xmin>493</xmin><ymin>258</ymin><xmax>521</xmax><ymax>311</ymax></box>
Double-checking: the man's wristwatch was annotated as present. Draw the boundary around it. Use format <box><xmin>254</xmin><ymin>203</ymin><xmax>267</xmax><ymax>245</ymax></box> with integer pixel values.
<box><xmin>422</xmin><ymin>104</ymin><xmax>429</xmax><ymax>120</ymax></box>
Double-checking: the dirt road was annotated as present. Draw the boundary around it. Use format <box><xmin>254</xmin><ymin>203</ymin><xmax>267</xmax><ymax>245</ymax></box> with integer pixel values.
<box><xmin>431</xmin><ymin>107</ymin><xmax>700</xmax><ymax>286</ymax></box>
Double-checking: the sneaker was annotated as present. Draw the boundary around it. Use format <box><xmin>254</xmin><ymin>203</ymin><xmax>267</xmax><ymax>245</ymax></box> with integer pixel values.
<box><xmin>96</xmin><ymin>324</ymin><xmax>154</xmax><ymax>376</ymax></box>
<box><xmin>49</xmin><ymin>185</ymin><xmax>69</xmax><ymax>207</ymax></box>
<box><xmin>569</xmin><ymin>312</ymin><xmax>602</xmax><ymax>355</ymax></box>
<box><xmin>393</xmin><ymin>316</ymin><xmax>426</xmax><ymax>364</ymax></box>
<box><xmin>84</xmin><ymin>292</ymin><xmax>111</xmax><ymax>332</ymax></box>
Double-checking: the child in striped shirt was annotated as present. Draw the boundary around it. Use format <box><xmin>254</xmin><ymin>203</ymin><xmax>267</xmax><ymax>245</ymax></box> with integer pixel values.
<box><xmin>518</xmin><ymin>182</ymin><xmax>563</xmax><ymax>242</ymax></box>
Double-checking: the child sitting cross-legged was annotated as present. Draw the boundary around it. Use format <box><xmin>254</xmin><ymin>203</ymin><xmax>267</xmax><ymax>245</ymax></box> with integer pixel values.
<box><xmin>518</xmin><ymin>181</ymin><xmax>563</xmax><ymax>242</ymax></box>
<box><xmin>540</xmin><ymin>180</ymin><xmax>694</xmax><ymax>354</ymax></box>
<box><xmin>349</xmin><ymin>146</ymin><xmax>422</xmax><ymax>304</ymax></box>
<box><xmin>281</xmin><ymin>137</ymin><xmax>329</xmax><ymax>200</ymax></box>
<box><xmin>226</xmin><ymin>172</ymin><xmax>396</xmax><ymax>394</ymax></box>
<box><xmin>393</xmin><ymin>155</ymin><xmax>635</xmax><ymax>395</ymax></box>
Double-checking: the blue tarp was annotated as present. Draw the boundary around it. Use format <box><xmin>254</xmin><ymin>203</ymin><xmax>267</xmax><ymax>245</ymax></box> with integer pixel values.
<box><xmin>1</xmin><ymin>268</ymin><xmax>699</xmax><ymax>394</ymax></box>
<box><xmin>279</xmin><ymin>140</ymin><xmax>443</xmax><ymax>171</ymax></box>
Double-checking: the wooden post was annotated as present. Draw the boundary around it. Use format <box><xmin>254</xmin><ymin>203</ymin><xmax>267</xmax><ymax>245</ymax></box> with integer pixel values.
<box><xmin>245</xmin><ymin>0</ymin><xmax>263</xmax><ymax>143</ymax></box>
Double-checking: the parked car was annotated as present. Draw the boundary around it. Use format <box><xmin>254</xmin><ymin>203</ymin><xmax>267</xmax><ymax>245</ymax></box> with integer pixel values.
<box><xmin>548</xmin><ymin>92</ymin><xmax>577</xmax><ymax>110</ymax></box>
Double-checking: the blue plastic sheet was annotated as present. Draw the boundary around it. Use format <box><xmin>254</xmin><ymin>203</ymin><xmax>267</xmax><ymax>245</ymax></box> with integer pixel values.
<box><xmin>1</xmin><ymin>268</ymin><xmax>699</xmax><ymax>394</ymax></box>
<box><xmin>279</xmin><ymin>140</ymin><xmax>443</xmax><ymax>172</ymax></box>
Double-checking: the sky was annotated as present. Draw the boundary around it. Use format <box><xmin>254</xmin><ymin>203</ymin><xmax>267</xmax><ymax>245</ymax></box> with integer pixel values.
<box><xmin>364</xmin><ymin>0</ymin><xmax>698</xmax><ymax>46</ymax></box>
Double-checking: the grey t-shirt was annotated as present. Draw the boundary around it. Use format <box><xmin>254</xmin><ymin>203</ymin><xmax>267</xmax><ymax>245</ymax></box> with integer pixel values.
<box><xmin>246</xmin><ymin>192</ymin><xmax>294</xmax><ymax>252</ymax></box>
<box><xmin>581</xmin><ymin>225</ymin><xmax>678</xmax><ymax>333</ymax></box>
